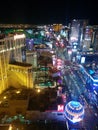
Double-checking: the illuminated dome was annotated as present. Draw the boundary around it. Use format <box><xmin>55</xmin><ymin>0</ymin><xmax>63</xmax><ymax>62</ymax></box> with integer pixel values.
<box><xmin>64</xmin><ymin>101</ymin><xmax>85</xmax><ymax>123</ymax></box>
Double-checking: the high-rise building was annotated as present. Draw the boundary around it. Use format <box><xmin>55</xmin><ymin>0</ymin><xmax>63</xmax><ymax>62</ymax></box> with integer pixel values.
<box><xmin>82</xmin><ymin>26</ymin><xmax>93</xmax><ymax>52</ymax></box>
<box><xmin>69</xmin><ymin>19</ymin><xmax>88</xmax><ymax>48</ymax></box>
<box><xmin>0</xmin><ymin>33</ymin><xmax>33</xmax><ymax>94</ymax></box>
<box><xmin>93</xmin><ymin>25</ymin><xmax>98</xmax><ymax>51</ymax></box>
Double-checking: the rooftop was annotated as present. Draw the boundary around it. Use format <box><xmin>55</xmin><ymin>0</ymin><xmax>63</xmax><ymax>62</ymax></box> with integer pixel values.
<box><xmin>9</xmin><ymin>61</ymin><xmax>32</xmax><ymax>67</ymax></box>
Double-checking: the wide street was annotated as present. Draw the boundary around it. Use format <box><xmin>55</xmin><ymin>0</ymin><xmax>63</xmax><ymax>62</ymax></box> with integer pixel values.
<box><xmin>62</xmin><ymin>62</ymin><xmax>98</xmax><ymax>130</ymax></box>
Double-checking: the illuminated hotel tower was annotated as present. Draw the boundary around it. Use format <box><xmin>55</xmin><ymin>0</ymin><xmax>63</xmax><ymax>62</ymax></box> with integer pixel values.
<box><xmin>0</xmin><ymin>39</ymin><xmax>8</xmax><ymax>93</ymax></box>
<box><xmin>0</xmin><ymin>34</ymin><xmax>33</xmax><ymax>94</ymax></box>
<box><xmin>93</xmin><ymin>25</ymin><xmax>98</xmax><ymax>51</ymax></box>
<box><xmin>69</xmin><ymin>19</ymin><xmax>88</xmax><ymax>48</ymax></box>
<box><xmin>82</xmin><ymin>26</ymin><xmax>93</xmax><ymax>51</ymax></box>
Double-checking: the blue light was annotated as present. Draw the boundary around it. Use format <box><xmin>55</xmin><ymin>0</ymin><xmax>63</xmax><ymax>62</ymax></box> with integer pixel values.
<box><xmin>70</xmin><ymin>101</ymin><xmax>80</xmax><ymax>108</ymax></box>
<box><xmin>64</xmin><ymin>101</ymin><xmax>84</xmax><ymax>123</ymax></box>
<box><xmin>89</xmin><ymin>69</ymin><xmax>95</xmax><ymax>75</ymax></box>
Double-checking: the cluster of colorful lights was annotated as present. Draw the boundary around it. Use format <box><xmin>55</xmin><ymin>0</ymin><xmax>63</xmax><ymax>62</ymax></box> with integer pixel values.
<box><xmin>64</xmin><ymin>101</ymin><xmax>85</xmax><ymax>123</ymax></box>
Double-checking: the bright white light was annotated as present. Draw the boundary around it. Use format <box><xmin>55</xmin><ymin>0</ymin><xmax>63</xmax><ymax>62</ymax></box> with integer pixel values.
<box><xmin>94</xmin><ymin>90</ymin><xmax>97</xmax><ymax>95</ymax></box>
<box><xmin>72</xmin><ymin>116</ymin><xmax>83</xmax><ymax>123</ymax></box>
<box><xmin>8</xmin><ymin>124</ymin><xmax>12</xmax><ymax>130</ymax></box>
<box><xmin>37</xmin><ymin>89</ymin><xmax>41</xmax><ymax>93</ymax></box>
<box><xmin>81</xmin><ymin>57</ymin><xmax>85</xmax><ymax>64</ymax></box>
<box><xmin>57</xmin><ymin>35</ymin><xmax>61</xmax><ymax>41</ymax></box>
<box><xmin>70</xmin><ymin>36</ymin><xmax>78</xmax><ymax>41</ymax></box>
<box><xmin>14</xmin><ymin>34</ymin><xmax>25</xmax><ymax>40</ymax></box>
<box><xmin>68</xmin><ymin>50</ymin><xmax>72</xmax><ymax>55</ymax></box>
<box><xmin>3</xmin><ymin>96</ymin><xmax>7</xmax><ymax>99</ymax></box>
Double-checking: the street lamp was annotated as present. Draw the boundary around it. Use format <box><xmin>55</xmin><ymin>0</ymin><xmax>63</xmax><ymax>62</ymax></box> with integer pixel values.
<box><xmin>3</xmin><ymin>96</ymin><xmax>7</xmax><ymax>99</ymax></box>
<box><xmin>37</xmin><ymin>89</ymin><xmax>41</xmax><ymax>93</ymax></box>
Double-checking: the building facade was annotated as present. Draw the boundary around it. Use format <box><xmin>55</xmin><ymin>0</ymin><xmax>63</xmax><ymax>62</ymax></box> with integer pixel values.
<box><xmin>0</xmin><ymin>34</ymin><xmax>33</xmax><ymax>94</ymax></box>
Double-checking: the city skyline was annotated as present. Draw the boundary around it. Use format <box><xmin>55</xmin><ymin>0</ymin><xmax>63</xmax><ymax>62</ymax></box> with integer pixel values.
<box><xmin>0</xmin><ymin>18</ymin><xmax>98</xmax><ymax>129</ymax></box>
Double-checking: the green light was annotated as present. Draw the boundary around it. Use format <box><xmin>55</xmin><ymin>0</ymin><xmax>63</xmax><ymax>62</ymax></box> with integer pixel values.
<box><xmin>40</xmin><ymin>67</ymin><xmax>49</xmax><ymax>71</ymax></box>
<box><xmin>39</xmin><ymin>81</ymin><xmax>53</xmax><ymax>86</ymax></box>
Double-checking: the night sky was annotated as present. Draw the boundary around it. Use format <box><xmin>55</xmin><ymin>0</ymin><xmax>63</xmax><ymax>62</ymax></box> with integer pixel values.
<box><xmin>0</xmin><ymin>0</ymin><xmax>97</xmax><ymax>25</ymax></box>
